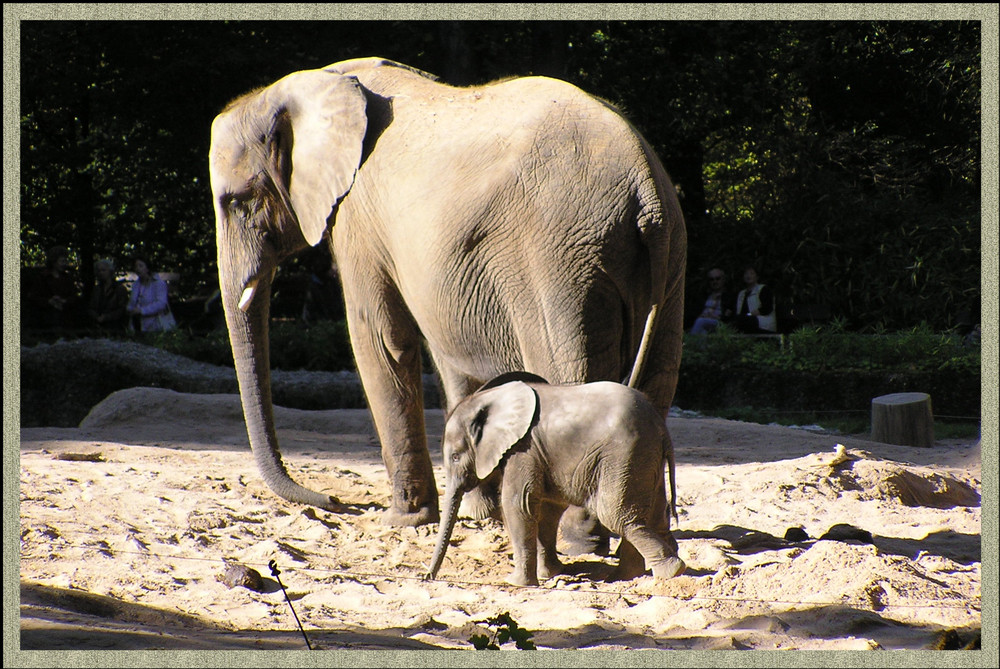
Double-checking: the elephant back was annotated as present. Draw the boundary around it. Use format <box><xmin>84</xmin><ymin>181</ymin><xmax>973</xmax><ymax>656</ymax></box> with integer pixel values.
<box><xmin>476</xmin><ymin>371</ymin><xmax>550</xmax><ymax>393</ymax></box>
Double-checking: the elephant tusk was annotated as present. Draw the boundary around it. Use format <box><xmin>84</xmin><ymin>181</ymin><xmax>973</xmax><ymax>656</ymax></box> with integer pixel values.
<box><xmin>238</xmin><ymin>280</ymin><xmax>259</xmax><ymax>312</ymax></box>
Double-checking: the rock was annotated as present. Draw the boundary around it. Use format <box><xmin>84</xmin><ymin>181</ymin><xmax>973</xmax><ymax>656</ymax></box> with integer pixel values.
<box><xmin>20</xmin><ymin>338</ymin><xmax>442</xmax><ymax>427</ymax></box>
<box><xmin>784</xmin><ymin>527</ymin><xmax>810</xmax><ymax>542</ymax></box>
<box><xmin>819</xmin><ymin>523</ymin><xmax>874</xmax><ymax>544</ymax></box>
<box><xmin>218</xmin><ymin>563</ymin><xmax>264</xmax><ymax>592</ymax></box>
<box><xmin>20</xmin><ymin>338</ymin><xmax>237</xmax><ymax>427</ymax></box>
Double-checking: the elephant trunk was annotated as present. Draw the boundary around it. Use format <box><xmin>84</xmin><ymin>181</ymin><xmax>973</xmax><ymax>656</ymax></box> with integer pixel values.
<box><xmin>426</xmin><ymin>485</ymin><xmax>462</xmax><ymax>580</ymax></box>
<box><xmin>220</xmin><ymin>263</ymin><xmax>339</xmax><ymax>512</ymax></box>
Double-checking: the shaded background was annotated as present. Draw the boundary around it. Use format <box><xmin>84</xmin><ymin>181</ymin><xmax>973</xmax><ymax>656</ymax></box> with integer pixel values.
<box><xmin>18</xmin><ymin>18</ymin><xmax>982</xmax><ymax>331</ymax></box>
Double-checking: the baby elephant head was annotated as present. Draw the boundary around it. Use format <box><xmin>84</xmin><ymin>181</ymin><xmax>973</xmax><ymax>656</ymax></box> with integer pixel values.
<box><xmin>426</xmin><ymin>380</ymin><xmax>539</xmax><ymax>580</ymax></box>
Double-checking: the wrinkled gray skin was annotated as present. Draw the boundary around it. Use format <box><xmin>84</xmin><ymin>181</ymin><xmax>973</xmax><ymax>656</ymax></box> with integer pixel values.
<box><xmin>427</xmin><ymin>374</ymin><xmax>685</xmax><ymax>587</ymax></box>
<box><xmin>208</xmin><ymin>57</ymin><xmax>687</xmax><ymax>528</ymax></box>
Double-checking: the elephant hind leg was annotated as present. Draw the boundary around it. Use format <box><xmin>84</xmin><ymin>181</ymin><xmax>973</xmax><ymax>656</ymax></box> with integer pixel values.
<box><xmin>610</xmin><ymin>538</ymin><xmax>646</xmax><ymax>581</ymax></box>
<box><xmin>617</xmin><ymin>523</ymin><xmax>685</xmax><ymax>580</ymax></box>
<box><xmin>537</xmin><ymin>500</ymin><xmax>566</xmax><ymax>580</ymax></box>
<box><xmin>558</xmin><ymin>506</ymin><xmax>612</xmax><ymax>556</ymax></box>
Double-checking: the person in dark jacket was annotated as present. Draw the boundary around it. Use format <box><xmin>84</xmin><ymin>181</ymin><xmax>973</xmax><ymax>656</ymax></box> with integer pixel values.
<box><xmin>87</xmin><ymin>258</ymin><xmax>129</xmax><ymax>332</ymax></box>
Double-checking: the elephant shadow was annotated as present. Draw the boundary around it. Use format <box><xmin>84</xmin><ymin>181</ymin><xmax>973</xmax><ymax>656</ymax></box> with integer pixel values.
<box><xmin>555</xmin><ymin>559</ymin><xmax>615</xmax><ymax>582</ymax></box>
<box><xmin>872</xmin><ymin>530</ymin><xmax>980</xmax><ymax>565</ymax></box>
<box><xmin>552</xmin><ymin>542</ymin><xmax>717</xmax><ymax>582</ymax></box>
<box><xmin>303</xmin><ymin>503</ymin><xmax>376</xmax><ymax>520</ymax></box>
<box><xmin>674</xmin><ymin>524</ymin><xmax>981</xmax><ymax>566</ymax></box>
<box><xmin>674</xmin><ymin>524</ymin><xmax>794</xmax><ymax>555</ymax></box>
<box><xmin>551</xmin><ymin>557</ymin><xmax>715</xmax><ymax>582</ymax></box>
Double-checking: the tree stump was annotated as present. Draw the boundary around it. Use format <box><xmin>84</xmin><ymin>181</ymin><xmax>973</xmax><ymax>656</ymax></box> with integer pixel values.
<box><xmin>871</xmin><ymin>392</ymin><xmax>934</xmax><ymax>447</ymax></box>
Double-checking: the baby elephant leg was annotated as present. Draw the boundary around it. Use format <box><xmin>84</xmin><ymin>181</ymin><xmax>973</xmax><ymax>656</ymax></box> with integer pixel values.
<box><xmin>611</xmin><ymin>538</ymin><xmax>647</xmax><ymax>581</ymax></box>
<box><xmin>536</xmin><ymin>500</ymin><xmax>566</xmax><ymax>581</ymax></box>
<box><xmin>500</xmin><ymin>483</ymin><xmax>540</xmax><ymax>587</ymax></box>
<box><xmin>609</xmin><ymin>491</ymin><xmax>684</xmax><ymax>581</ymax></box>
<box><xmin>619</xmin><ymin>523</ymin><xmax>686</xmax><ymax>580</ymax></box>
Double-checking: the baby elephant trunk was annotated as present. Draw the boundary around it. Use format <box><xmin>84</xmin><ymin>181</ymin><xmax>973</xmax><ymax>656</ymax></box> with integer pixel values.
<box><xmin>426</xmin><ymin>487</ymin><xmax>462</xmax><ymax>580</ymax></box>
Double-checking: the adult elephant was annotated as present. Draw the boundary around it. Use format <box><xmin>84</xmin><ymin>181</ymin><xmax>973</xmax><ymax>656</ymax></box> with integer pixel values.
<box><xmin>209</xmin><ymin>57</ymin><xmax>687</xmax><ymax>528</ymax></box>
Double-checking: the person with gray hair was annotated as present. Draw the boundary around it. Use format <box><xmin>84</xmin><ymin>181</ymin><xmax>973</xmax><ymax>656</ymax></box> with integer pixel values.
<box><xmin>87</xmin><ymin>258</ymin><xmax>129</xmax><ymax>332</ymax></box>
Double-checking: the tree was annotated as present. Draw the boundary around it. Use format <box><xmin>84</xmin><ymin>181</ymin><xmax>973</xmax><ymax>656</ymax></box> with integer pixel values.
<box><xmin>20</xmin><ymin>20</ymin><xmax>981</xmax><ymax>331</ymax></box>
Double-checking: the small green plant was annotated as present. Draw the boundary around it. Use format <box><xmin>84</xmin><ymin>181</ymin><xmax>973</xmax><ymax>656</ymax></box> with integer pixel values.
<box><xmin>469</xmin><ymin>612</ymin><xmax>536</xmax><ymax>650</ymax></box>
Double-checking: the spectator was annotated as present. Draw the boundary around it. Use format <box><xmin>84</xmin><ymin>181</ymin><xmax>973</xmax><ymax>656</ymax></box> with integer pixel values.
<box><xmin>24</xmin><ymin>245</ymin><xmax>80</xmax><ymax>330</ymax></box>
<box><xmin>127</xmin><ymin>258</ymin><xmax>177</xmax><ymax>333</ymax></box>
<box><xmin>87</xmin><ymin>258</ymin><xmax>129</xmax><ymax>332</ymax></box>
<box><xmin>690</xmin><ymin>267</ymin><xmax>736</xmax><ymax>335</ymax></box>
<box><xmin>733</xmin><ymin>265</ymin><xmax>777</xmax><ymax>334</ymax></box>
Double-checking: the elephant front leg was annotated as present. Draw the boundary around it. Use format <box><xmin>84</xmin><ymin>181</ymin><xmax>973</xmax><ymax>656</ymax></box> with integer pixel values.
<box><xmin>536</xmin><ymin>499</ymin><xmax>565</xmax><ymax>581</ymax></box>
<box><xmin>346</xmin><ymin>298</ymin><xmax>439</xmax><ymax>526</ymax></box>
<box><xmin>426</xmin><ymin>355</ymin><xmax>499</xmax><ymax>521</ymax></box>
<box><xmin>500</xmin><ymin>473</ymin><xmax>540</xmax><ymax>587</ymax></box>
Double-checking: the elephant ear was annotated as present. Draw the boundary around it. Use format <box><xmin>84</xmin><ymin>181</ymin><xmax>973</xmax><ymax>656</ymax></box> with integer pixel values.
<box><xmin>469</xmin><ymin>381</ymin><xmax>538</xmax><ymax>481</ymax></box>
<box><xmin>266</xmin><ymin>69</ymin><xmax>368</xmax><ymax>246</ymax></box>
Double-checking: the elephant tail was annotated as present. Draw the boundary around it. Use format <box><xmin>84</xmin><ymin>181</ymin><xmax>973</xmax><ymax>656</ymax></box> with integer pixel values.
<box><xmin>626</xmin><ymin>129</ymin><xmax>686</xmax><ymax>393</ymax></box>
<box><xmin>664</xmin><ymin>429</ymin><xmax>680</xmax><ymax>526</ymax></box>
<box><xmin>626</xmin><ymin>303</ymin><xmax>658</xmax><ymax>389</ymax></box>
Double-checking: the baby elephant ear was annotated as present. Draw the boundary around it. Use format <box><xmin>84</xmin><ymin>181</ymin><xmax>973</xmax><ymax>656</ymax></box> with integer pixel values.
<box><xmin>471</xmin><ymin>381</ymin><xmax>538</xmax><ymax>481</ymax></box>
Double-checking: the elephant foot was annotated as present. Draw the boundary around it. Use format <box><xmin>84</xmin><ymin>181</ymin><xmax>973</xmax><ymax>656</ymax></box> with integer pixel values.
<box><xmin>609</xmin><ymin>559</ymin><xmax>648</xmax><ymax>582</ymax></box>
<box><xmin>609</xmin><ymin>538</ymin><xmax>646</xmax><ymax>581</ymax></box>
<box><xmin>537</xmin><ymin>559</ymin><xmax>563</xmax><ymax>581</ymax></box>
<box><xmin>651</xmin><ymin>556</ymin><xmax>687</xmax><ymax>580</ymax></box>
<box><xmin>505</xmin><ymin>571</ymin><xmax>539</xmax><ymax>588</ymax></box>
<box><xmin>380</xmin><ymin>504</ymin><xmax>439</xmax><ymax>527</ymax></box>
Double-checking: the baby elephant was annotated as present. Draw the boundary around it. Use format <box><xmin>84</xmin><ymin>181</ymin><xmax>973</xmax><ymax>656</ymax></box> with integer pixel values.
<box><xmin>426</xmin><ymin>373</ymin><xmax>685</xmax><ymax>586</ymax></box>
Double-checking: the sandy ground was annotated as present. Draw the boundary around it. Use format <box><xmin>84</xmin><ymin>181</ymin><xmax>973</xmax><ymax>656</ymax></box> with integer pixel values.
<box><xmin>17</xmin><ymin>387</ymin><xmax>983</xmax><ymax>653</ymax></box>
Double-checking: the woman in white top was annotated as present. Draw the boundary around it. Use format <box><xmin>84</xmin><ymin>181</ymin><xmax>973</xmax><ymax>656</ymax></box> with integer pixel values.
<box><xmin>733</xmin><ymin>265</ymin><xmax>776</xmax><ymax>333</ymax></box>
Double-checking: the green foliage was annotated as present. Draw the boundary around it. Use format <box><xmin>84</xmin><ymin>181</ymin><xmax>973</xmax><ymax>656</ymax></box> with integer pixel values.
<box><xmin>144</xmin><ymin>327</ymin><xmax>235</xmax><ymax>368</ymax></box>
<box><xmin>709</xmin><ymin>405</ymin><xmax>871</xmax><ymax>435</ymax></box>
<box><xmin>683</xmin><ymin>324</ymin><xmax>981</xmax><ymax>375</ymax></box>
<box><xmin>145</xmin><ymin>319</ymin><xmax>355</xmax><ymax>372</ymax></box>
<box><xmin>678</xmin><ymin>326</ymin><xmax>981</xmax><ymax>422</ymax></box>
<box><xmin>469</xmin><ymin>612</ymin><xmax>536</xmax><ymax>650</ymax></box>
<box><xmin>20</xmin><ymin>23</ymin><xmax>219</xmax><ymax>298</ymax></box>
<box><xmin>19</xmin><ymin>20</ymin><xmax>981</xmax><ymax>333</ymax></box>
<box><xmin>268</xmin><ymin>320</ymin><xmax>355</xmax><ymax>372</ymax></box>
<box><xmin>130</xmin><ymin>319</ymin><xmax>984</xmax><ymax>381</ymax></box>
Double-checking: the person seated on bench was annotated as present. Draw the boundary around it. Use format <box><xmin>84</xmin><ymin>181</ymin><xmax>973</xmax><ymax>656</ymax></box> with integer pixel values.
<box><xmin>690</xmin><ymin>267</ymin><xmax>736</xmax><ymax>335</ymax></box>
<box><xmin>733</xmin><ymin>265</ymin><xmax>777</xmax><ymax>334</ymax></box>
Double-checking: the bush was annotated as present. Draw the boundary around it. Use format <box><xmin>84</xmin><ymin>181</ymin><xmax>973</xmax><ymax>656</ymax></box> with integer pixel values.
<box><xmin>682</xmin><ymin>322</ymin><xmax>980</xmax><ymax>375</ymax></box>
<box><xmin>677</xmin><ymin>323</ymin><xmax>982</xmax><ymax>421</ymax></box>
<box><xmin>147</xmin><ymin>319</ymin><xmax>355</xmax><ymax>372</ymax></box>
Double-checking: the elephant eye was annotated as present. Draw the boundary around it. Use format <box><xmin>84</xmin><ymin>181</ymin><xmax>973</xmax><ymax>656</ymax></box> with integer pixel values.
<box><xmin>224</xmin><ymin>195</ymin><xmax>250</xmax><ymax>219</ymax></box>
<box><xmin>451</xmin><ymin>453</ymin><xmax>461</xmax><ymax>462</ymax></box>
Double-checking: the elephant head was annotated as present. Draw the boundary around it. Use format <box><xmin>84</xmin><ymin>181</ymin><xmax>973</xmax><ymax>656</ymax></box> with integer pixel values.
<box><xmin>426</xmin><ymin>380</ymin><xmax>539</xmax><ymax>580</ymax></box>
<box><xmin>208</xmin><ymin>69</ymin><xmax>367</xmax><ymax>510</ymax></box>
